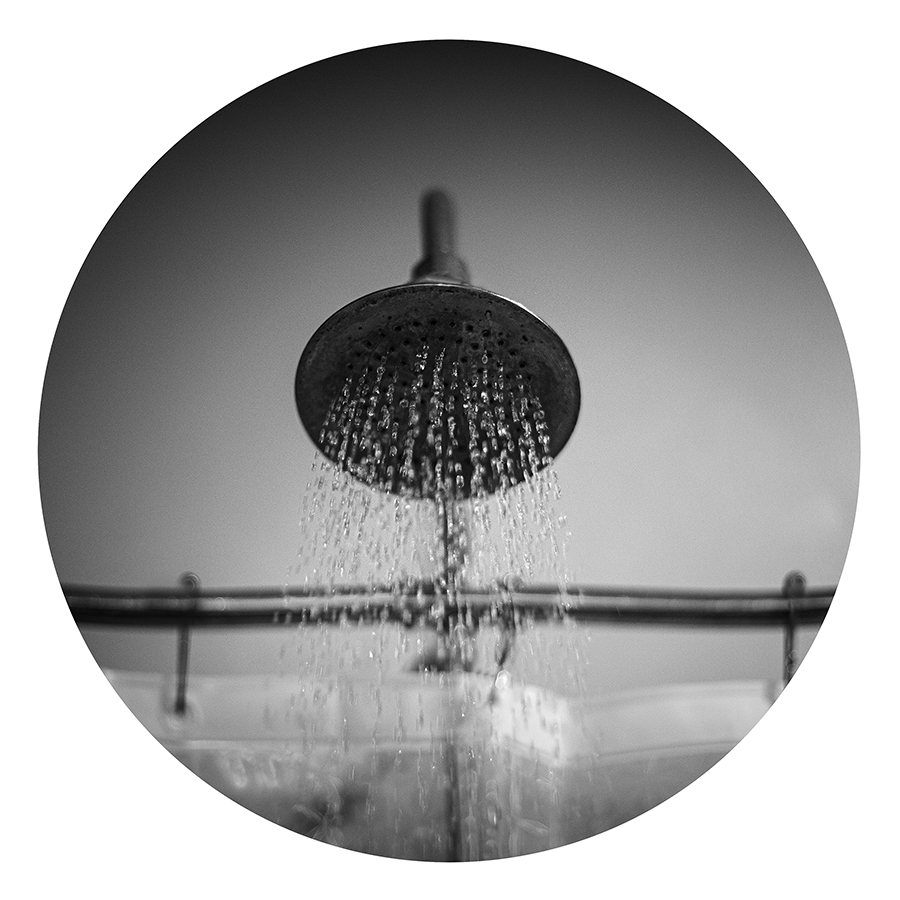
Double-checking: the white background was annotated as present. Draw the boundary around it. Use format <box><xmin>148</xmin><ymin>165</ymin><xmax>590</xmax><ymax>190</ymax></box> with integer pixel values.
<box><xmin>5</xmin><ymin>2</ymin><xmax>897</xmax><ymax>897</ymax></box>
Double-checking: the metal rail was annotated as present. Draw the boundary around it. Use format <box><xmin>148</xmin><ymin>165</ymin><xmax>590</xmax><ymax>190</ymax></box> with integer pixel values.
<box><xmin>64</xmin><ymin>581</ymin><xmax>832</xmax><ymax>629</ymax></box>
<box><xmin>64</xmin><ymin>571</ymin><xmax>830</xmax><ymax>696</ymax></box>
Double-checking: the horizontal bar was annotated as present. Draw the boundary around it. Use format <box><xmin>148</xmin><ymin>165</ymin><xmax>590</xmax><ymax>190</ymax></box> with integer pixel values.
<box><xmin>63</xmin><ymin>582</ymin><xmax>833</xmax><ymax>629</ymax></box>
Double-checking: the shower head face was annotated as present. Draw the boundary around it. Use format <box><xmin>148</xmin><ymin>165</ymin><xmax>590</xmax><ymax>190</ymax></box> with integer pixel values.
<box><xmin>295</xmin><ymin>282</ymin><xmax>580</xmax><ymax>499</ymax></box>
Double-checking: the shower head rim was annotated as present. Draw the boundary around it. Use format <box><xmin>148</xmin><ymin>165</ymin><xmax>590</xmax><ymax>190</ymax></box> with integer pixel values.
<box><xmin>295</xmin><ymin>280</ymin><xmax>580</xmax><ymax>495</ymax></box>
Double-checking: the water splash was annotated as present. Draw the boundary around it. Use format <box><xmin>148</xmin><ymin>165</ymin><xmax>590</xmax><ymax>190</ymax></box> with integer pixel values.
<box><xmin>278</xmin><ymin>338</ymin><xmax>590</xmax><ymax>859</ymax></box>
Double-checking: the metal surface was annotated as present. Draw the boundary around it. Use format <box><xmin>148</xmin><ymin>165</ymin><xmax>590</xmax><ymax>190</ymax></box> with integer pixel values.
<box><xmin>410</xmin><ymin>190</ymin><xmax>470</xmax><ymax>284</ymax></box>
<box><xmin>294</xmin><ymin>190</ymin><xmax>581</xmax><ymax>498</ymax></box>
<box><xmin>65</xmin><ymin>582</ymin><xmax>833</xmax><ymax>629</ymax></box>
<box><xmin>174</xmin><ymin>573</ymin><xmax>200</xmax><ymax>716</ymax></box>
<box><xmin>781</xmin><ymin>569</ymin><xmax>806</xmax><ymax>684</ymax></box>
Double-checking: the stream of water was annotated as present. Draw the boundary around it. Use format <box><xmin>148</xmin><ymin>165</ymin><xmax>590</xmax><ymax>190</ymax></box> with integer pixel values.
<box><xmin>274</xmin><ymin>338</ymin><xmax>593</xmax><ymax>859</ymax></box>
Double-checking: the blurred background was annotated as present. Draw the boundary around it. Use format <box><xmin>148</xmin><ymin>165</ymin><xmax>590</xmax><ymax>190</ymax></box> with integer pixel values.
<box><xmin>39</xmin><ymin>41</ymin><xmax>857</xmax><ymax>691</ymax></box>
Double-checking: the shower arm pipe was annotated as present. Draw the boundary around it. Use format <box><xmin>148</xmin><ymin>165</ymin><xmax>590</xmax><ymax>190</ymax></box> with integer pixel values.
<box><xmin>409</xmin><ymin>189</ymin><xmax>471</xmax><ymax>284</ymax></box>
<box><xmin>64</xmin><ymin>582</ymin><xmax>833</xmax><ymax>628</ymax></box>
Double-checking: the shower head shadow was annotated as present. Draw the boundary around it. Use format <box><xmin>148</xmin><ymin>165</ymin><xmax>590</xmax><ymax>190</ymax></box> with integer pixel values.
<box><xmin>295</xmin><ymin>190</ymin><xmax>580</xmax><ymax>500</ymax></box>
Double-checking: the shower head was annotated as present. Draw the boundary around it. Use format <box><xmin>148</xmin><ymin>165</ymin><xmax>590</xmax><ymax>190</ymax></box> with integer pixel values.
<box><xmin>295</xmin><ymin>190</ymin><xmax>580</xmax><ymax>499</ymax></box>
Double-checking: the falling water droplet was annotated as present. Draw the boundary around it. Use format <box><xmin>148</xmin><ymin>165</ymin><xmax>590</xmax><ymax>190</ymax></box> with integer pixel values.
<box><xmin>281</xmin><ymin>327</ymin><xmax>586</xmax><ymax>859</ymax></box>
